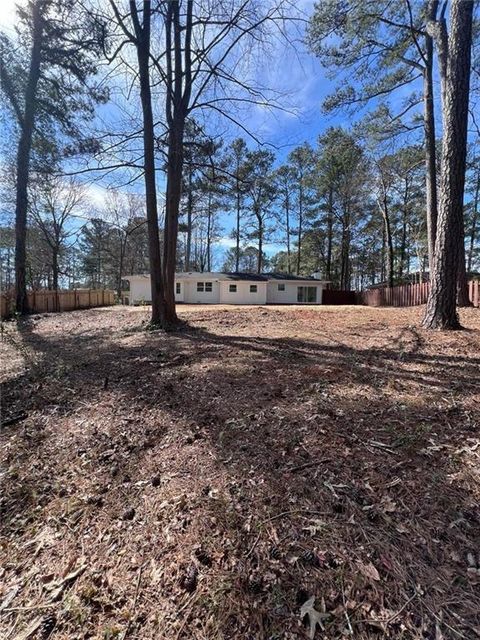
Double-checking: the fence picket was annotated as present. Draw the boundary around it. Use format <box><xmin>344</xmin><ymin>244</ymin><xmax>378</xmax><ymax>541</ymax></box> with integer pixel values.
<box><xmin>1</xmin><ymin>289</ymin><xmax>115</xmax><ymax>319</ymax></box>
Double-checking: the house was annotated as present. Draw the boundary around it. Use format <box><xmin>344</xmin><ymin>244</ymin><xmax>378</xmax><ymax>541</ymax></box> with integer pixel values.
<box><xmin>123</xmin><ymin>272</ymin><xmax>329</xmax><ymax>305</ymax></box>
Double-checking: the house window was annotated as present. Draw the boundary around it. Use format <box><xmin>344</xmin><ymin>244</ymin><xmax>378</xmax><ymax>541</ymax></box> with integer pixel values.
<box><xmin>205</xmin><ymin>282</ymin><xmax>213</xmax><ymax>292</ymax></box>
<box><xmin>278</xmin><ymin>283</ymin><xmax>285</xmax><ymax>291</ymax></box>
<box><xmin>297</xmin><ymin>286</ymin><xmax>317</xmax><ymax>303</ymax></box>
<box><xmin>229</xmin><ymin>284</ymin><xmax>237</xmax><ymax>293</ymax></box>
<box><xmin>197</xmin><ymin>282</ymin><xmax>204</xmax><ymax>292</ymax></box>
<box><xmin>176</xmin><ymin>282</ymin><xmax>181</xmax><ymax>295</ymax></box>
<box><xmin>250</xmin><ymin>284</ymin><xmax>257</xmax><ymax>293</ymax></box>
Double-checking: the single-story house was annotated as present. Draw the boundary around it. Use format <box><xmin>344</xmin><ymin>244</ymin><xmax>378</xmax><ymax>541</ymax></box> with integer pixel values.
<box><xmin>123</xmin><ymin>272</ymin><xmax>329</xmax><ymax>305</ymax></box>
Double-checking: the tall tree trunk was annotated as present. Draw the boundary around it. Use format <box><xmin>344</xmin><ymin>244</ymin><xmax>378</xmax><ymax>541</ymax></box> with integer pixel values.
<box><xmin>467</xmin><ymin>169</ymin><xmax>479</xmax><ymax>273</ymax></box>
<box><xmin>132</xmin><ymin>0</ymin><xmax>167</xmax><ymax>327</ymax></box>
<box><xmin>326</xmin><ymin>188</ymin><xmax>333</xmax><ymax>281</ymax></box>
<box><xmin>185</xmin><ymin>167</ymin><xmax>193</xmax><ymax>271</ymax></box>
<box><xmin>235</xmin><ymin>174</ymin><xmax>241</xmax><ymax>272</ymax></box>
<box><xmin>380</xmin><ymin>191</ymin><xmax>394</xmax><ymax>289</ymax></box>
<box><xmin>424</xmin><ymin>0</ymin><xmax>439</xmax><ymax>277</ymax></box>
<box><xmin>285</xmin><ymin>191</ymin><xmax>291</xmax><ymax>274</ymax></box>
<box><xmin>256</xmin><ymin>211</ymin><xmax>263</xmax><ymax>274</ymax></box>
<box><xmin>52</xmin><ymin>247</ymin><xmax>59</xmax><ymax>291</ymax></box>
<box><xmin>399</xmin><ymin>180</ymin><xmax>408</xmax><ymax>280</ymax></box>
<box><xmin>206</xmin><ymin>191</ymin><xmax>212</xmax><ymax>272</ymax></box>
<box><xmin>423</xmin><ymin>0</ymin><xmax>474</xmax><ymax>329</ymax></box>
<box><xmin>296</xmin><ymin>179</ymin><xmax>303</xmax><ymax>275</ymax></box>
<box><xmin>15</xmin><ymin>1</ymin><xmax>44</xmax><ymax>314</ymax></box>
<box><xmin>163</xmin><ymin>122</ymin><xmax>184</xmax><ymax>324</ymax></box>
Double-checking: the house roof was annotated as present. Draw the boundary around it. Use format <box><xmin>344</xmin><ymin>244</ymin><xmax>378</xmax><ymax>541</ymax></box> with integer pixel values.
<box><xmin>124</xmin><ymin>272</ymin><xmax>329</xmax><ymax>283</ymax></box>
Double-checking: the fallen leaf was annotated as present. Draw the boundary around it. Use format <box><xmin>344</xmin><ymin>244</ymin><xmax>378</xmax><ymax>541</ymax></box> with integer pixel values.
<box><xmin>300</xmin><ymin>596</ymin><xmax>330</xmax><ymax>639</ymax></box>
<box><xmin>357</xmin><ymin>561</ymin><xmax>380</xmax><ymax>582</ymax></box>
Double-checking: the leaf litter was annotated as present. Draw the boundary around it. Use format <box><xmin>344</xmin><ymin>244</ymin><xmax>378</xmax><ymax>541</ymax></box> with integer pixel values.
<box><xmin>0</xmin><ymin>303</ymin><xmax>480</xmax><ymax>638</ymax></box>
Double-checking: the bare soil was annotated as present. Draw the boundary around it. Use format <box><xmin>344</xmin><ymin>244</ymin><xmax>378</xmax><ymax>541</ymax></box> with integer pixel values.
<box><xmin>1</xmin><ymin>304</ymin><xmax>480</xmax><ymax>640</ymax></box>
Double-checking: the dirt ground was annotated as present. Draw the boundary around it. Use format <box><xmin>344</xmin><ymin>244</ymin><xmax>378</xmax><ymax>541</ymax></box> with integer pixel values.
<box><xmin>1</xmin><ymin>304</ymin><xmax>480</xmax><ymax>640</ymax></box>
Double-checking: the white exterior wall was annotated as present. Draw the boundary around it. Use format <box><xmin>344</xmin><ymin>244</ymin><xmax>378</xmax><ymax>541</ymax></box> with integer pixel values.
<box><xmin>183</xmin><ymin>279</ymin><xmax>221</xmax><ymax>304</ymax></box>
<box><xmin>266</xmin><ymin>281</ymin><xmax>324</xmax><ymax>304</ymax></box>
<box><xmin>219</xmin><ymin>281</ymin><xmax>267</xmax><ymax>305</ymax></box>
<box><xmin>128</xmin><ymin>277</ymin><xmax>185</xmax><ymax>303</ymax></box>
<box><xmin>127</xmin><ymin>276</ymin><xmax>324</xmax><ymax>305</ymax></box>
<box><xmin>128</xmin><ymin>277</ymin><xmax>151</xmax><ymax>304</ymax></box>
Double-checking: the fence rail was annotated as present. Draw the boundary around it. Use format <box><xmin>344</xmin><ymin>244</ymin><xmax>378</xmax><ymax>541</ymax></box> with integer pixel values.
<box><xmin>1</xmin><ymin>289</ymin><xmax>115</xmax><ymax>318</ymax></box>
<box><xmin>356</xmin><ymin>280</ymin><xmax>479</xmax><ymax>308</ymax></box>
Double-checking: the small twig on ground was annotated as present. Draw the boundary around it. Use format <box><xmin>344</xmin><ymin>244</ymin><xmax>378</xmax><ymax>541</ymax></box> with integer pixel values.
<box><xmin>1</xmin><ymin>412</ymin><xmax>28</xmax><ymax>428</ymax></box>
<box><xmin>245</xmin><ymin>532</ymin><xmax>262</xmax><ymax>559</ymax></box>
<box><xmin>287</xmin><ymin>458</ymin><xmax>331</xmax><ymax>473</ymax></box>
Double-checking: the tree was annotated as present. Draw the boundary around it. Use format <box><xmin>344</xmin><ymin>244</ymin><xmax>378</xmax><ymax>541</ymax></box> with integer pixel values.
<box><xmin>29</xmin><ymin>176</ymin><xmax>85</xmax><ymax>291</ymax></box>
<box><xmin>274</xmin><ymin>165</ymin><xmax>296</xmax><ymax>274</ymax></box>
<box><xmin>0</xmin><ymin>0</ymin><xmax>105</xmax><ymax>313</ymax></box>
<box><xmin>103</xmin><ymin>190</ymin><xmax>148</xmax><ymax>297</ymax></box>
<box><xmin>423</xmin><ymin>0</ymin><xmax>474</xmax><ymax>330</ymax></box>
<box><xmin>108</xmin><ymin>0</ymin><xmax>168</xmax><ymax>326</ymax></box>
<box><xmin>225</xmin><ymin>139</ymin><xmax>249</xmax><ymax>272</ymax></box>
<box><xmin>222</xmin><ymin>245</ymin><xmax>268</xmax><ymax>273</ymax></box>
<box><xmin>243</xmin><ymin>149</ymin><xmax>276</xmax><ymax>273</ymax></box>
<box><xmin>465</xmin><ymin>151</ymin><xmax>480</xmax><ymax>274</ymax></box>
<box><xmin>315</xmin><ymin>128</ymin><xmax>368</xmax><ymax>290</ymax></box>
<box><xmin>287</xmin><ymin>144</ymin><xmax>316</xmax><ymax>275</ymax></box>
<box><xmin>307</xmin><ymin>1</ymin><xmax>439</xmax><ymax>276</ymax></box>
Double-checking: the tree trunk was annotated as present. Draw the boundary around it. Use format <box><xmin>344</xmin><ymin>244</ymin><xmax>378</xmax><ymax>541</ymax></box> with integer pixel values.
<box><xmin>285</xmin><ymin>191</ymin><xmax>291</xmax><ymax>274</ymax></box>
<box><xmin>235</xmin><ymin>174</ymin><xmax>241</xmax><ymax>272</ymax></box>
<box><xmin>467</xmin><ymin>169</ymin><xmax>479</xmax><ymax>273</ymax></box>
<box><xmin>185</xmin><ymin>167</ymin><xmax>193</xmax><ymax>271</ymax></box>
<box><xmin>206</xmin><ymin>190</ymin><xmax>212</xmax><ymax>272</ymax></box>
<box><xmin>256</xmin><ymin>211</ymin><xmax>263</xmax><ymax>274</ymax></box>
<box><xmin>424</xmin><ymin>0</ymin><xmax>439</xmax><ymax>277</ymax></box>
<box><xmin>52</xmin><ymin>248</ymin><xmax>59</xmax><ymax>291</ymax></box>
<box><xmin>163</xmin><ymin>122</ymin><xmax>184</xmax><ymax>326</ymax></box>
<box><xmin>423</xmin><ymin>0</ymin><xmax>474</xmax><ymax>329</ymax></box>
<box><xmin>326</xmin><ymin>188</ymin><xmax>333</xmax><ymax>281</ymax></box>
<box><xmin>14</xmin><ymin>1</ymin><xmax>44</xmax><ymax>314</ymax></box>
<box><xmin>380</xmin><ymin>192</ymin><xmax>394</xmax><ymax>289</ymax></box>
<box><xmin>296</xmin><ymin>179</ymin><xmax>303</xmax><ymax>275</ymax></box>
<box><xmin>133</xmin><ymin>2</ymin><xmax>167</xmax><ymax>327</ymax></box>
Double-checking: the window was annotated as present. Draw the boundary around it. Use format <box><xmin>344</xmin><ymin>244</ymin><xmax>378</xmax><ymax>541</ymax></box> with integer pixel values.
<box><xmin>250</xmin><ymin>284</ymin><xmax>257</xmax><ymax>293</ymax></box>
<box><xmin>176</xmin><ymin>282</ymin><xmax>181</xmax><ymax>295</ymax></box>
<box><xmin>297</xmin><ymin>286</ymin><xmax>317</xmax><ymax>303</ymax></box>
<box><xmin>229</xmin><ymin>284</ymin><xmax>237</xmax><ymax>293</ymax></box>
<box><xmin>197</xmin><ymin>281</ymin><xmax>212</xmax><ymax>293</ymax></box>
<box><xmin>278</xmin><ymin>283</ymin><xmax>285</xmax><ymax>291</ymax></box>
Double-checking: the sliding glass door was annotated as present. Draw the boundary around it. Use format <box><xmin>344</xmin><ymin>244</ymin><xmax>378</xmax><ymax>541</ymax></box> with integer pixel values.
<box><xmin>297</xmin><ymin>286</ymin><xmax>317</xmax><ymax>303</ymax></box>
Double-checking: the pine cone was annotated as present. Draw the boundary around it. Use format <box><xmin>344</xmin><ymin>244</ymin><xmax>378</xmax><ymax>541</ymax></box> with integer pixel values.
<box><xmin>40</xmin><ymin>613</ymin><xmax>56</xmax><ymax>639</ymax></box>
<box><xmin>180</xmin><ymin>564</ymin><xmax>198</xmax><ymax>593</ymax></box>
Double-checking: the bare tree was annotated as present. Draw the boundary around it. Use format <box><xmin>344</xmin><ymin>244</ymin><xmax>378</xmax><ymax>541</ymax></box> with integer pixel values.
<box><xmin>29</xmin><ymin>176</ymin><xmax>85</xmax><ymax>291</ymax></box>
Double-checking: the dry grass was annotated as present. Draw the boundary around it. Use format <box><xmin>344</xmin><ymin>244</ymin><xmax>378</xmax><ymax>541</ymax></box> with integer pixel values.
<box><xmin>1</xmin><ymin>304</ymin><xmax>480</xmax><ymax>640</ymax></box>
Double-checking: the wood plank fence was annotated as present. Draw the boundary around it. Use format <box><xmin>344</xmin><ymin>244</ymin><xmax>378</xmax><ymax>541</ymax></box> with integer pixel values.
<box><xmin>0</xmin><ymin>289</ymin><xmax>115</xmax><ymax>319</ymax></box>
<box><xmin>356</xmin><ymin>280</ymin><xmax>479</xmax><ymax>308</ymax></box>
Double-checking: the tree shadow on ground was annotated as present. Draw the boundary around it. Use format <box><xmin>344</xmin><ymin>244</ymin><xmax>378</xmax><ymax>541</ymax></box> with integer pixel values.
<box><xmin>1</xmin><ymin>308</ymin><xmax>480</xmax><ymax>639</ymax></box>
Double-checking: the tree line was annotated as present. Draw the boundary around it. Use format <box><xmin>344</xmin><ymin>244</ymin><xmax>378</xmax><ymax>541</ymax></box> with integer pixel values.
<box><xmin>0</xmin><ymin>0</ymin><xmax>478</xmax><ymax>329</ymax></box>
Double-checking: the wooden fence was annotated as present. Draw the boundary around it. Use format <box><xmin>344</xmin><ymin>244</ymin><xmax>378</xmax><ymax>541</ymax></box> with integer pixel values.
<box><xmin>322</xmin><ymin>289</ymin><xmax>358</xmax><ymax>305</ymax></box>
<box><xmin>356</xmin><ymin>280</ymin><xmax>480</xmax><ymax>308</ymax></box>
<box><xmin>0</xmin><ymin>289</ymin><xmax>115</xmax><ymax>319</ymax></box>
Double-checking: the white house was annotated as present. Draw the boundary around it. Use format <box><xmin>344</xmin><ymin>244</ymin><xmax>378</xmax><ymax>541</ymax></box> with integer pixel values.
<box><xmin>123</xmin><ymin>272</ymin><xmax>329</xmax><ymax>305</ymax></box>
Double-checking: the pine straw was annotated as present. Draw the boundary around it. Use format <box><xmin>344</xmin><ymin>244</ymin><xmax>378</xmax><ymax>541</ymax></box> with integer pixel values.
<box><xmin>1</xmin><ymin>304</ymin><xmax>480</xmax><ymax>639</ymax></box>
